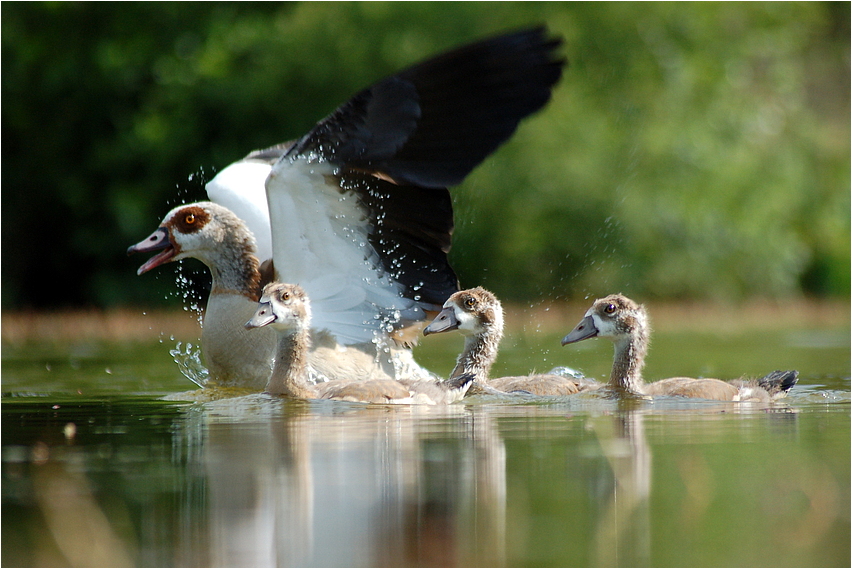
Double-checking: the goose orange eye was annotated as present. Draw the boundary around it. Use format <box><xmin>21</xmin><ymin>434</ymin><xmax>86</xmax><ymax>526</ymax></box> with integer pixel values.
<box><xmin>281</xmin><ymin>292</ymin><xmax>290</xmax><ymax>301</ymax></box>
<box><xmin>185</xmin><ymin>213</ymin><xmax>196</xmax><ymax>225</ymax></box>
<box><xmin>604</xmin><ymin>304</ymin><xmax>616</xmax><ymax>314</ymax></box>
<box><xmin>464</xmin><ymin>297</ymin><xmax>475</xmax><ymax>309</ymax></box>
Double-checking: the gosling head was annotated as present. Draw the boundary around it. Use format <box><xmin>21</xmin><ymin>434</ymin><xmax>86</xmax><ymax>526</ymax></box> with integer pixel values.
<box><xmin>423</xmin><ymin>287</ymin><xmax>503</xmax><ymax>338</ymax></box>
<box><xmin>562</xmin><ymin>294</ymin><xmax>648</xmax><ymax>346</ymax></box>
<box><xmin>245</xmin><ymin>283</ymin><xmax>311</xmax><ymax>333</ymax></box>
<box><xmin>127</xmin><ymin>201</ymin><xmax>256</xmax><ymax>275</ymax></box>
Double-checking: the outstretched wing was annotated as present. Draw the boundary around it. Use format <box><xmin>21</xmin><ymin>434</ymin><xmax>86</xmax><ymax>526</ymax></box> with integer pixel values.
<box><xmin>250</xmin><ymin>27</ymin><xmax>564</xmax><ymax>344</ymax></box>
<box><xmin>289</xmin><ymin>27</ymin><xmax>565</xmax><ymax>187</ymax></box>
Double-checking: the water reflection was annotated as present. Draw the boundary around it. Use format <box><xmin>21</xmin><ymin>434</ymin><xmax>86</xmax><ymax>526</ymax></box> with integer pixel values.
<box><xmin>589</xmin><ymin>402</ymin><xmax>651</xmax><ymax>567</ymax></box>
<box><xmin>5</xmin><ymin>392</ymin><xmax>848</xmax><ymax>567</ymax></box>
<box><xmin>179</xmin><ymin>398</ymin><xmax>508</xmax><ymax>567</ymax></box>
<box><xmin>173</xmin><ymin>398</ymin><xmax>658</xmax><ymax>567</ymax></box>
<box><xmin>30</xmin><ymin>456</ymin><xmax>136</xmax><ymax>566</ymax></box>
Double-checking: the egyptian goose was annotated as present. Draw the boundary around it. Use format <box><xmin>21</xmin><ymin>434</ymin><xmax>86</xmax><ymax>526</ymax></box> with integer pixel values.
<box><xmin>246</xmin><ymin>283</ymin><xmax>474</xmax><ymax>404</ymax></box>
<box><xmin>129</xmin><ymin>27</ymin><xmax>565</xmax><ymax>386</ymax></box>
<box><xmin>127</xmin><ymin>201</ymin><xmax>417</xmax><ymax>388</ymax></box>
<box><xmin>423</xmin><ymin>287</ymin><xmax>600</xmax><ymax>396</ymax></box>
<box><xmin>561</xmin><ymin>294</ymin><xmax>799</xmax><ymax>401</ymax></box>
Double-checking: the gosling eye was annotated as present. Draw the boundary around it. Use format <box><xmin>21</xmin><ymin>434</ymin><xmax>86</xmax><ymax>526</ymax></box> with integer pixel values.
<box><xmin>603</xmin><ymin>303</ymin><xmax>617</xmax><ymax>315</ymax></box>
<box><xmin>184</xmin><ymin>213</ymin><xmax>196</xmax><ymax>225</ymax></box>
<box><xmin>464</xmin><ymin>297</ymin><xmax>476</xmax><ymax>309</ymax></box>
<box><xmin>281</xmin><ymin>291</ymin><xmax>291</xmax><ymax>301</ymax></box>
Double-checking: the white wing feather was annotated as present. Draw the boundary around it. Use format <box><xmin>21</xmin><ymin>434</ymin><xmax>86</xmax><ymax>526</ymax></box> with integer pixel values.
<box><xmin>264</xmin><ymin>156</ymin><xmax>421</xmax><ymax>344</ymax></box>
<box><xmin>205</xmin><ymin>160</ymin><xmax>274</xmax><ymax>263</ymax></box>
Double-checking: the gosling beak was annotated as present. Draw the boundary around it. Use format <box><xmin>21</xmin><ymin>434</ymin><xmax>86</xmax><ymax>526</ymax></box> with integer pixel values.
<box><xmin>561</xmin><ymin>315</ymin><xmax>598</xmax><ymax>345</ymax></box>
<box><xmin>245</xmin><ymin>301</ymin><xmax>276</xmax><ymax>330</ymax></box>
<box><xmin>423</xmin><ymin>306</ymin><xmax>460</xmax><ymax>336</ymax></box>
<box><xmin>127</xmin><ymin>227</ymin><xmax>176</xmax><ymax>275</ymax></box>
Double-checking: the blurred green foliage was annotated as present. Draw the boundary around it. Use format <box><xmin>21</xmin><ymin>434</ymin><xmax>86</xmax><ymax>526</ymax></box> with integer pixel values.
<box><xmin>2</xmin><ymin>2</ymin><xmax>849</xmax><ymax>309</ymax></box>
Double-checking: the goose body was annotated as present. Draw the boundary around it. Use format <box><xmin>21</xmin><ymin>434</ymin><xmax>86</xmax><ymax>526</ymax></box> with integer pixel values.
<box><xmin>561</xmin><ymin>294</ymin><xmax>798</xmax><ymax>402</ymax></box>
<box><xmin>130</xmin><ymin>28</ymin><xmax>564</xmax><ymax>386</ymax></box>
<box><xmin>127</xmin><ymin>202</ymin><xmax>431</xmax><ymax>388</ymax></box>
<box><xmin>423</xmin><ymin>287</ymin><xmax>600</xmax><ymax>396</ymax></box>
<box><xmin>128</xmin><ymin>202</ymin><xmax>275</xmax><ymax>387</ymax></box>
<box><xmin>246</xmin><ymin>283</ymin><xmax>473</xmax><ymax>404</ymax></box>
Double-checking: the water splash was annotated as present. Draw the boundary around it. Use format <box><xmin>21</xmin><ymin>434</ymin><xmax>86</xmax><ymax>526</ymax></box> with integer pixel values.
<box><xmin>547</xmin><ymin>366</ymin><xmax>587</xmax><ymax>380</ymax></box>
<box><xmin>173</xmin><ymin>264</ymin><xmax>206</xmax><ymax>325</ymax></box>
<box><xmin>169</xmin><ymin>341</ymin><xmax>209</xmax><ymax>388</ymax></box>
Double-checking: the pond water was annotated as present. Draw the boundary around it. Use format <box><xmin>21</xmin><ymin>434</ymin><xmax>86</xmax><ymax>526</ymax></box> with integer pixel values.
<box><xmin>2</xmin><ymin>317</ymin><xmax>850</xmax><ymax>567</ymax></box>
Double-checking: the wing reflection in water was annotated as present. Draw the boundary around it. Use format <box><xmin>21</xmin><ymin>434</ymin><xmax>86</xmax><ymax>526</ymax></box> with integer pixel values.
<box><xmin>171</xmin><ymin>396</ymin><xmax>507</xmax><ymax>567</ymax></box>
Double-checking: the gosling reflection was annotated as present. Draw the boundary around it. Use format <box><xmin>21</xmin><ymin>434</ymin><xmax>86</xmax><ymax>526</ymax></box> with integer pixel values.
<box><xmin>198</xmin><ymin>399</ymin><xmax>315</xmax><ymax>566</ymax></box>
<box><xmin>188</xmin><ymin>399</ymin><xmax>507</xmax><ymax>567</ymax></box>
<box><xmin>589</xmin><ymin>402</ymin><xmax>651</xmax><ymax>567</ymax></box>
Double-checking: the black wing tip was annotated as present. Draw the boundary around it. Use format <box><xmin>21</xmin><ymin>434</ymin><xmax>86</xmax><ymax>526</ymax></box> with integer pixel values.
<box><xmin>758</xmin><ymin>370</ymin><xmax>800</xmax><ymax>393</ymax></box>
<box><xmin>449</xmin><ymin>372</ymin><xmax>477</xmax><ymax>390</ymax></box>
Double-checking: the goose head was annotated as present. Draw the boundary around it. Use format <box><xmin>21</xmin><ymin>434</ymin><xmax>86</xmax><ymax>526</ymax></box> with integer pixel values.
<box><xmin>561</xmin><ymin>294</ymin><xmax>648</xmax><ymax>347</ymax></box>
<box><xmin>423</xmin><ymin>287</ymin><xmax>503</xmax><ymax>338</ymax></box>
<box><xmin>245</xmin><ymin>283</ymin><xmax>311</xmax><ymax>333</ymax></box>
<box><xmin>127</xmin><ymin>201</ymin><xmax>258</xmax><ymax>276</ymax></box>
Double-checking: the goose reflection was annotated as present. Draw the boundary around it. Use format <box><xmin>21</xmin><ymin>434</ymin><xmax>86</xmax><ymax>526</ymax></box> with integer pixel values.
<box><xmin>177</xmin><ymin>397</ymin><xmax>507</xmax><ymax>567</ymax></box>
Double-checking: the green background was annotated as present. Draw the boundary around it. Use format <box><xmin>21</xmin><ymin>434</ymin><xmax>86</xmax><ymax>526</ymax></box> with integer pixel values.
<box><xmin>3</xmin><ymin>2</ymin><xmax>849</xmax><ymax>309</ymax></box>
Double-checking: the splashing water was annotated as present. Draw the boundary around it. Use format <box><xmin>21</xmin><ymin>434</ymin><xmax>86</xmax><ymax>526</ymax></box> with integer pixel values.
<box><xmin>547</xmin><ymin>366</ymin><xmax>587</xmax><ymax>380</ymax></box>
<box><xmin>169</xmin><ymin>342</ymin><xmax>209</xmax><ymax>388</ymax></box>
<box><xmin>173</xmin><ymin>264</ymin><xmax>206</xmax><ymax>325</ymax></box>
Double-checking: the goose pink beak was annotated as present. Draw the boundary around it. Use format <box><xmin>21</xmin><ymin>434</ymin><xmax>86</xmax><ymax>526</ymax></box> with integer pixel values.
<box><xmin>127</xmin><ymin>227</ymin><xmax>176</xmax><ymax>275</ymax></box>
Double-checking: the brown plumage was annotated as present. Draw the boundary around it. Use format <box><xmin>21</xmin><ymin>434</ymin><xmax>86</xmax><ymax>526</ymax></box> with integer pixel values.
<box><xmin>423</xmin><ymin>287</ymin><xmax>599</xmax><ymax>396</ymax></box>
<box><xmin>561</xmin><ymin>294</ymin><xmax>798</xmax><ymax>402</ymax></box>
<box><xmin>246</xmin><ymin>283</ymin><xmax>473</xmax><ymax>404</ymax></box>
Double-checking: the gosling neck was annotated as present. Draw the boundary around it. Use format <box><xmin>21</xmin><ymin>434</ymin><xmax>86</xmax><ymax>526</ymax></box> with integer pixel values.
<box><xmin>267</xmin><ymin>325</ymin><xmax>315</xmax><ymax>398</ymax></box>
<box><xmin>451</xmin><ymin>323</ymin><xmax>502</xmax><ymax>381</ymax></box>
<box><xmin>609</xmin><ymin>331</ymin><xmax>648</xmax><ymax>394</ymax></box>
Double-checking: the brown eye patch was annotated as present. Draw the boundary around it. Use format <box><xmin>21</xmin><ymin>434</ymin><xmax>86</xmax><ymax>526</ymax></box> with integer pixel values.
<box><xmin>174</xmin><ymin>206</ymin><xmax>209</xmax><ymax>233</ymax></box>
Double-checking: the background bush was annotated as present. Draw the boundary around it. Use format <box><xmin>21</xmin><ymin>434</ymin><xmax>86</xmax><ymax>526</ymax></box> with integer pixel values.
<box><xmin>2</xmin><ymin>2</ymin><xmax>848</xmax><ymax>309</ymax></box>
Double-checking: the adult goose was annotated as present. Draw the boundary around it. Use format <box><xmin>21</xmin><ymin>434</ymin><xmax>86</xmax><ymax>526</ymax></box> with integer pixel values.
<box><xmin>423</xmin><ymin>287</ymin><xmax>601</xmax><ymax>396</ymax></box>
<box><xmin>129</xmin><ymin>201</ymin><xmax>414</xmax><ymax>388</ymax></box>
<box><xmin>561</xmin><ymin>294</ymin><xmax>799</xmax><ymax>402</ymax></box>
<box><xmin>129</xmin><ymin>27</ymin><xmax>565</xmax><ymax>387</ymax></box>
<box><xmin>246</xmin><ymin>283</ymin><xmax>474</xmax><ymax>404</ymax></box>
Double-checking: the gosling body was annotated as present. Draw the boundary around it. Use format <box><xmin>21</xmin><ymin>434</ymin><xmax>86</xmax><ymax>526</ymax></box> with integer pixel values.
<box><xmin>247</xmin><ymin>283</ymin><xmax>473</xmax><ymax>404</ymax></box>
<box><xmin>562</xmin><ymin>294</ymin><xmax>798</xmax><ymax>402</ymax></box>
<box><xmin>424</xmin><ymin>287</ymin><xmax>599</xmax><ymax>396</ymax></box>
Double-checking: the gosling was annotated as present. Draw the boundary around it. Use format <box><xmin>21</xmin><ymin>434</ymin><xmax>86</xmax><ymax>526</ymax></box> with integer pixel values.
<box><xmin>424</xmin><ymin>287</ymin><xmax>600</xmax><ymax>396</ymax></box>
<box><xmin>246</xmin><ymin>283</ymin><xmax>473</xmax><ymax>404</ymax></box>
<box><xmin>561</xmin><ymin>294</ymin><xmax>798</xmax><ymax>402</ymax></box>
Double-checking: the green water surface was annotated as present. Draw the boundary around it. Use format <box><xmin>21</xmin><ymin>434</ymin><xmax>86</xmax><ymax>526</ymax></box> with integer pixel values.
<box><xmin>2</xmin><ymin>323</ymin><xmax>850</xmax><ymax>567</ymax></box>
